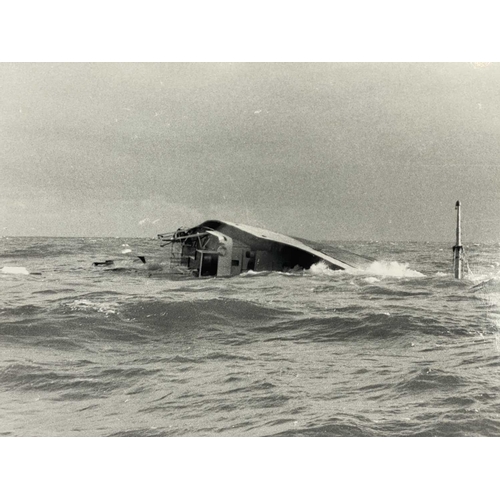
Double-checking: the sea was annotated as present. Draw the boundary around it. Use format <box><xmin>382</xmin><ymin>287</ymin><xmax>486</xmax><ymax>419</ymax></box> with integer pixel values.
<box><xmin>1</xmin><ymin>236</ymin><xmax>500</xmax><ymax>437</ymax></box>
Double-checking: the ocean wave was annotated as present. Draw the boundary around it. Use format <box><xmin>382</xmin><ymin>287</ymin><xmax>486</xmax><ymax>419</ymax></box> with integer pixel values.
<box><xmin>307</xmin><ymin>259</ymin><xmax>425</xmax><ymax>278</ymax></box>
<box><xmin>0</xmin><ymin>240</ymin><xmax>83</xmax><ymax>259</ymax></box>
<box><xmin>67</xmin><ymin>299</ymin><xmax>119</xmax><ymax>316</ymax></box>
<box><xmin>360</xmin><ymin>261</ymin><xmax>425</xmax><ymax>278</ymax></box>
<box><xmin>2</xmin><ymin>236</ymin><xmax>500</xmax><ymax>436</ymax></box>
<box><xmin>122</xmin><ymin>298</ymin><xmax>292</xmax><ymax>329</ymax></box>
<box><xmin>395</xmin><ymin>368</ymin><xmax>467</xmax><ymax>394</ymax></box>
<box><xmin>270</xmin><ymin>417</ymin><xmax>374</xmax><ymax>437</ymax></box>
<box><xmin>0</xmin><ymin>362</ymin><xmax>116</xmax><ymax>394</ymax></box>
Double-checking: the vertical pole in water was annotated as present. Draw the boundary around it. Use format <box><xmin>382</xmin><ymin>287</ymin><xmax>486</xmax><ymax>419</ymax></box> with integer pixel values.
<box><xmin>453</xmin><ymin>200</ymin><xmax>463</xmax><ymax>279</ymax></box>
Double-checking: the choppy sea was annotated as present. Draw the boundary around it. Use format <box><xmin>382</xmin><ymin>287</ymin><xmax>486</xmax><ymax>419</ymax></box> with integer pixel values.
<box><xmin>1</xmin><ymin>236</ymin><xmax>500</xmax><ymax>437</ymax></box>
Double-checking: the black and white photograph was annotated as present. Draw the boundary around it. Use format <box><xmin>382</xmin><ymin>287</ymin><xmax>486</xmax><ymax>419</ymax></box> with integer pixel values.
<box><xmin>3</xmin><ymin>60</ymin><xmax>500</xmax><ymax>438</ymax></box>
<box><xmin>1</xmin><ymin>3</ymin><xmax>498</xmax><ymax>498</ymax></box>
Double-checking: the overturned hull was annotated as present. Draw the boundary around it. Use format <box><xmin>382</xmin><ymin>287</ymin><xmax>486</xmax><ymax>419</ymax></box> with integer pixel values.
<box><xmin>158</xmin><ymin>220</ymin><xmax>371</xmax><ymax>278</ymax></box>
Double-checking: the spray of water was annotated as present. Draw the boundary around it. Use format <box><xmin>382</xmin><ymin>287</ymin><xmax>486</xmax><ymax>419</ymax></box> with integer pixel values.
<box><xmin>360</xmin><ymin>261</ymin><xmax>425</xmax><ymax>278</ymax></box>
<box><xmin>307</xmin><ymin>260</ymin><xmax>339</xmax><ymax>277</ymax></box>
<box><xmin>308</xmin><ymin>260</ymin><xmax>424</xmax><ymax>278</ymax></box>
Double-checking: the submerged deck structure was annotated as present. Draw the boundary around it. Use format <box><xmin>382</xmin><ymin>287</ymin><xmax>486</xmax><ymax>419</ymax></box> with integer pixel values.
<box><xmin>158</xmin><ymin>220</ymin><xmax>372</xmax><ymax>277</ymax></box>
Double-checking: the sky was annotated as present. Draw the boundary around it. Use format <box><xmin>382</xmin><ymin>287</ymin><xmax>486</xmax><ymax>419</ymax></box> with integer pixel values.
<box><xmin>2</xmin><ymin>62</ymin><xmax>500</xmax><ymax>241</ymax></box>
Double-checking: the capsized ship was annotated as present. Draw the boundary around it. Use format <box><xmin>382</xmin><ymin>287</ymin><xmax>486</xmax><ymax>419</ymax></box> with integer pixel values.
<box><xmin>158</xmin><ymin>220</ymin><xmax>373</xmax><ymax>277</ymax></box>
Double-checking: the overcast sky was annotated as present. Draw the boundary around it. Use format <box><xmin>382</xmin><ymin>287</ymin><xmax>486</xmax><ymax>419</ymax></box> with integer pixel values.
<box><xmin>1</xmin><ymin>62</ymin><xmax>499</xmax><ymax>241</ymax></box>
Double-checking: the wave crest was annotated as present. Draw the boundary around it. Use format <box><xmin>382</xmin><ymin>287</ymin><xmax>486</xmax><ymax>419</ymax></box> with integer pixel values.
<box><xmin>67</xmin><ymin>299</ymin><xmax>118</xmax><ymax>316</ymax></box>
<box><xmin>308</xmin><ymin>259</ymin><xmax>424</xmax><ymax>278</ymax></box>
<box><xmin>361</xmin><ymin>261</ymin><xmax>425</xmax><ymax>278</ymax></box>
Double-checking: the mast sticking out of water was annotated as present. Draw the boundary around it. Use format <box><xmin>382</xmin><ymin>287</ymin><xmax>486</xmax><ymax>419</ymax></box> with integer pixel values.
<box><xmin>453</xmin><ymin>200</ymin><xmax>463</xmax><ymax>279</ymax></box>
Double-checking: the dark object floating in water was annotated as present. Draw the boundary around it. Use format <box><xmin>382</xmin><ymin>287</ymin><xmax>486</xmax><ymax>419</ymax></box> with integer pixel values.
<box><xmin>93</xmin><ymin>260</ymin><xmax>114</xmax><ymax>267</ymax></box>
<box><xmin>93</xmin><ymin>256</ymin><xmax>146</xmax><ymax>268</ymax></box>
<box><xmin>158</xmin><ymin>220</ymin><xmax>373</xmax><ymax>278</ymax></box>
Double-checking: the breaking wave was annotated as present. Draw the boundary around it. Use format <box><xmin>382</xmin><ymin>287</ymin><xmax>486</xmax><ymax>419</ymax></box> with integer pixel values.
<box><xmin>67</xmin><ymin>299</ymin><xmax>119</xmax><ymax>316</ymax></box>
<box><xmin>360</xmin><ymin>260</ymin><xmax>425</xmax><ymax>277</ymax></box>
<box><xmin>307</xmin><ymin>260</ymin><xmax>342</xmax><ymax>276</ymax></box>
<box><xmin>308</xmin><ymin>259</ymin><xmax>425</xmax><ymax>278</ymax></box>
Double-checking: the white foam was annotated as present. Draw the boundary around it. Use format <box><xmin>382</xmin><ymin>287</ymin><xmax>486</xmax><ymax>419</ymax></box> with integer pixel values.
<box><xmin>2</xmin><ymin>266</ymin><xmax>29</xmax><ymax>275</ymax></box>
<box><xmin>359</xmin><ymin>261</ymin><xmax>425</xmax><ymax>278</ymax></box>
<box><xmin>308</xmin><ymin>260</ymin><xmax>339</xmax><ymax>277</ymax></box>
<box><xmin>363</xmin><ymin>276</ymin><xmax>380</xmax><ymax>284</ymax></box>
<box><xmin>68</xmin><ymin>299</ymin><xmax>118</xmax><ymax>315</ymax></box>
<box><xmin>308</xmin><ymin>259</ymin><xmax>424</xmax><ymax>278</ymax></box>
<box><xmin>240</xmin><ymin>270</ymin><xmax>269</xmax><ymax>277</ymax></box>
<box><xmin>121</xmin><ymin>249</ymin><xmax>132</xmax><ymax>254</ymax></box>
